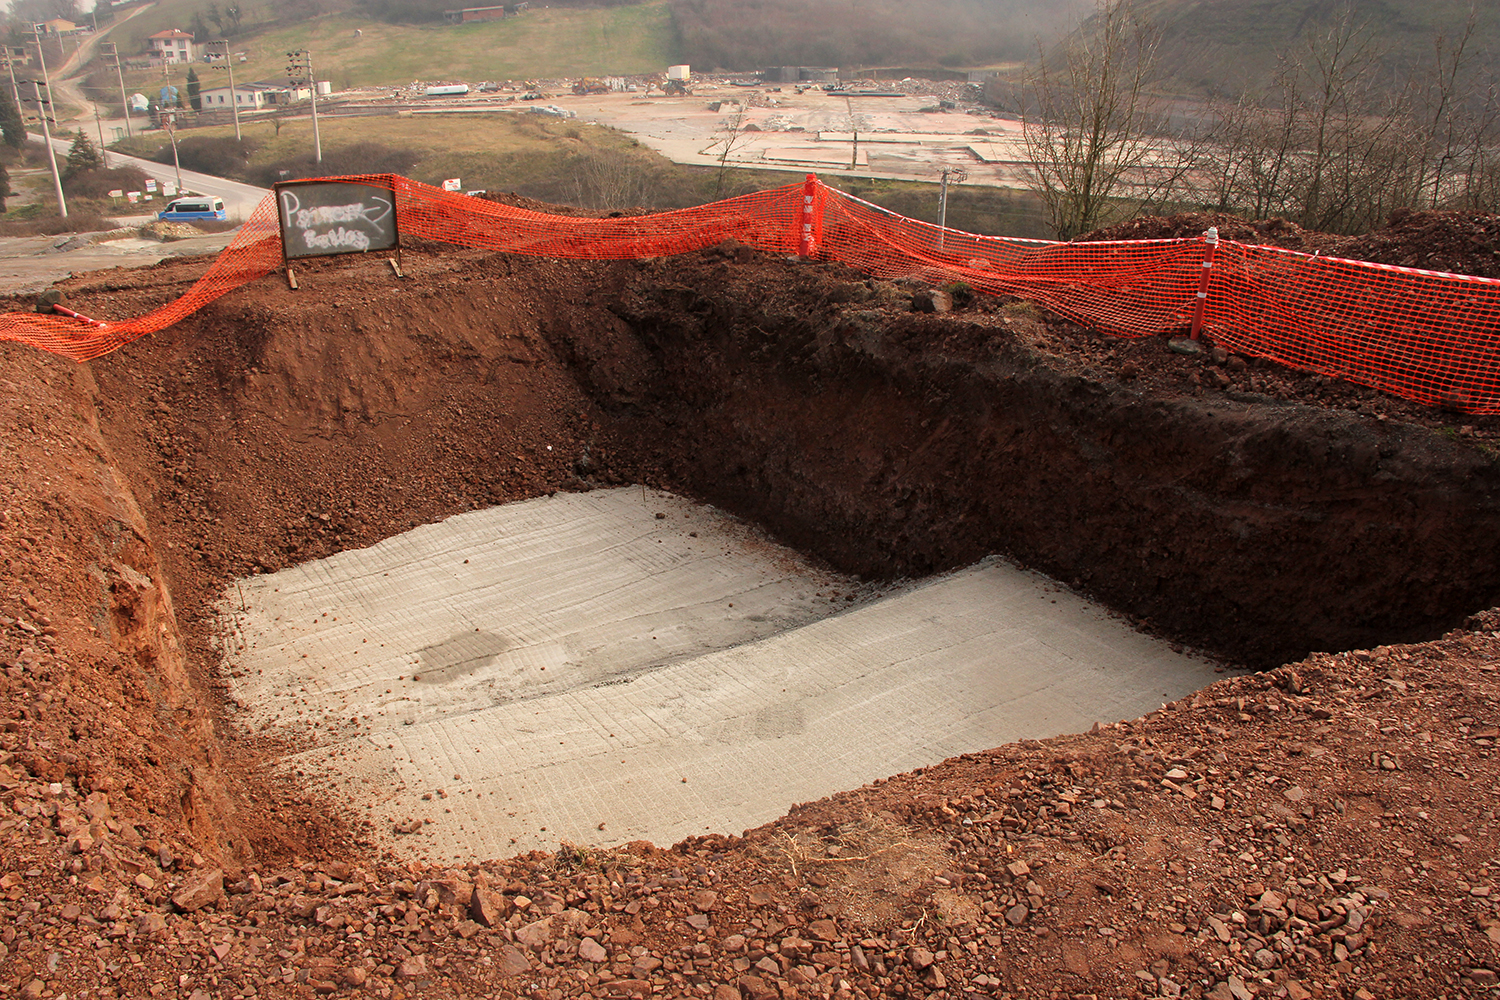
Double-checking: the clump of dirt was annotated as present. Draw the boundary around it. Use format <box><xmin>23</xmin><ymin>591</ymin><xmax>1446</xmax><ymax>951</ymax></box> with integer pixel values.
<box><xmin>138</xmin><ymin>221</ymin><xmax>211</xmax><ymax>242</ymax></box>
<box><xmin>0</xmin><ymin>212</ymin><xmax>1497</xmax><ymax>1000</ymax></box>
<box><xmin>1078</xmin><ymin>208</ymin><xmax>1500</xmax><ymax>279</ymax></box>
<box><xmin>475</xmin><ymin>191</ymin><xmax>649</xmax><ymax>218</ymax></box>
<box><xmin>1075</xmin><ymin>211</ymin><xmax>1342</xmax><ymax>254</ymax></box>
<box><xmin>1328</xmin><ymin>207</ymin><xmax>1500</xmax><ymax>278</ymax></box>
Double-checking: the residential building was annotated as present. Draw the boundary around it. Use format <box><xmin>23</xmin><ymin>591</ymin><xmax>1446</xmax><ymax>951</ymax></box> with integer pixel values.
<box><xmin>443</xmin><ymin>3</ymin><xmax>528</xmax><ymax>24</ymax></box>
<box><xmin>147</xmin><ymin>29</ymin><xmax>195</xmax><ymax>64</ymax></box>
<box><xmin>198</xmin><ymin>83</ymin><xmax>278</xmax><ymax>111</ymax></box>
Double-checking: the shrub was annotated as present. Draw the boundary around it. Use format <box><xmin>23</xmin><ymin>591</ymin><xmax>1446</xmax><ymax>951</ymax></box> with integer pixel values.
<box><xmin>0</xmin><ymin>209</ymin><xmax>121</xmax><ymax>236</ymax></box>
<box><xmin>63</xmin><ymin>131</ymin><xmax>104</xmax><ymax>180</ymax></box>
<box><xmin>251</xmin><ymin>141</ymin><xmax>420</xmax><ymax>186</ymax></box>
<box><xmin>63</xmin><ymin>165</ymin><xmax>154</xmax><ymax>201</ymax></box>
<box><xmin>154</xmin><ymin>136</ymin><xmax>260</xmax><ymax>180</ymax></box>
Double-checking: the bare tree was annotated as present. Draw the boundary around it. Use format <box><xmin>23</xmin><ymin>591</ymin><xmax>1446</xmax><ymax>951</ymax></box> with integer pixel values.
<box><xmin>569</xmin><ymin>150</ymin><xmax>654</xmax><ymax>212</ymax></box>
<box><xmin>700</xmin><ymin>102</ymin><xmax>752</xmax><ymax>199</ymax></box>
<box><xmin>1018</xmin><ymin>0</ymin><xmax>1499</xmax><ymax>235</ymax></box>
<box><xmin>1449</xmin><ymin>77</ymin><xmax>1500</xmax><ymax>212</ymax></box>
<box><xmin>1018</xmin><ymin>0</ymin><xmax>1196</xmax><ymax>238</ymax></box>
<box><xmin>1186</xmin><ymin>5</ymin><xmax>1403</xmax><ymax>233</ymax></box>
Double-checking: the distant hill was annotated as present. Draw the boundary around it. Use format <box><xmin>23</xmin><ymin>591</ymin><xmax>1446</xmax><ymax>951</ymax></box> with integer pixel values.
<box><xmin>666</xmin><ymin>0</ymin><xmax>1091</xmax><ymax>73</ymax></box>
<box><xmin>88</xmin><ymin>0</ymin><xmax>1099</xmax><ymax>97</ymax></box>
<box><xmin>1121</xmin><ymin>0</ymin><xmax>1500</xmax><ymax>96</ymax></box>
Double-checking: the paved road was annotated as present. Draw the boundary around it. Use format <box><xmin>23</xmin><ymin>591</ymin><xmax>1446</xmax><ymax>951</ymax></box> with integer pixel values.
<box><xmin>32</xmin><ymin>130</ymin><xmax>272</xmax><ymax>221</ymax></box>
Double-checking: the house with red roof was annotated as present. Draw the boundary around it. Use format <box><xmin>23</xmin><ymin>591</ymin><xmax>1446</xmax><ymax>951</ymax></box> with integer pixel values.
<box><xmin>147</xmin><ymin>29</ymin><xmax>195</xmax><ymax>64</ymax></box>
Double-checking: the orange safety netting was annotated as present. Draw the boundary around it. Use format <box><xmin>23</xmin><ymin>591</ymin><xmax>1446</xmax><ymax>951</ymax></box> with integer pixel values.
<box><xmin>3</xmin><ymin>173</ymin><xmax>1499</xmax><ymax>413</ymax></box>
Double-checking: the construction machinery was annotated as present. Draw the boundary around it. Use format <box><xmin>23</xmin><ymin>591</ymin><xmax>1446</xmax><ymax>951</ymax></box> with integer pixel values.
<box><xmin>571</xmin><ymin>78</ymin><xmax>609</xmax><ymax>95</ymax></box>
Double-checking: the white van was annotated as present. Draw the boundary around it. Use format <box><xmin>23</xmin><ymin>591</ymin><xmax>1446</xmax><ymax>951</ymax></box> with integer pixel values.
<box><xmin>157</xmin><ymin>197</ymin><xmax>227</xmax><ymax>222</ymax></box>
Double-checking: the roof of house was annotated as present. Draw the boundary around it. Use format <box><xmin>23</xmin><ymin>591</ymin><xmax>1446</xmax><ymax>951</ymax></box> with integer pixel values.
<box><xmin>147</xmin><ymin>29</ymin><xmax>195</xmax><ymax>40</ymax></box>
<box><xmin>202</xmin><ymin>81</ymin><xmax>280</xmax><ymax>93</ymax></box>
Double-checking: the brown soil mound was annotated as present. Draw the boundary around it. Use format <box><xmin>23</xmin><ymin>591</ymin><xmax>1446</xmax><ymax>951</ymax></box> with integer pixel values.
<box><xmin>139</xmin><ymin>220</ymin><xmax>209</xmax><ymax>242</ymax></box>
<box><xmin>1074</xmin><ymin>212</ymin><xmax>1340</xmax><ymax>254</ymax></box>
<box><xmin>0</xmin><ymin>237</ymin><xmax>1497</xmax><ymax>1000</ymax></box>
<box><xmin>1328</xmin><ymin>208</ymin><xmax>1500</xmax><ymax>279</ymax></box>
<box><xmin>1079</xmin><ymin>209</ymin><xmax>1500</xmax><ymax>279</ymax></box>
<box><xmin>476</xmin><ymin>191</ymin><xmax>650</xmax><ymax>218</ymax></box>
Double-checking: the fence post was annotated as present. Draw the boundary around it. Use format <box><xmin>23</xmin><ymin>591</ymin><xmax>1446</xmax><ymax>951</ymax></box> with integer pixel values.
<box><xmin>799</xmin><ymin>173</ymin><xmax>818</xmax><ymax>258</ymax></box>
<box><xmin>1189</xmin><ymin>226</ymin><xmax>1219</xmax><ymax>341</ymax></box>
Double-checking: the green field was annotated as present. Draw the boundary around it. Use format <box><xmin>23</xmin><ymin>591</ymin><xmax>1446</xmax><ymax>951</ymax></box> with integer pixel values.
<box><xmin>109</xmin><ymin>2</ymin><xmax>677</xmax><ymax>95</ymax></box>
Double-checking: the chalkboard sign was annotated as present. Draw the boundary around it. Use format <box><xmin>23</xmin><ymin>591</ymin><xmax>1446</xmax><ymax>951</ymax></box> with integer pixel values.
<box><xmin>275</xmin><ymin>179</ymin><xmax>399</xmax><ymax>260</ymax></box>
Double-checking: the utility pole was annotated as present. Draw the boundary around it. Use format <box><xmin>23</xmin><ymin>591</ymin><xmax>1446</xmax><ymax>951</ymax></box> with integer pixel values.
<box><xmin>845</xmin><ymin>95</ymin><xmax>857</xmax><ymax>170</ymax></box>
<box><xmin>163</xmin><ymin>110</ymin><xmax>183</xmax><ymax>193</ymax></box>
<box><xmin>95</xmin><ymin>102</ymin><xmax>107</xmax><ymax>167</ymax></box>
<box><xmin>215</xmin><ymin>40</ymin><xmax>241</xmax><ymax>141</ymax></box>
<box><xmin>30</xmin><ymin>24</ymin><xmax>67</xmax><ymax>218</ymax></box>
<box><xmin>937</xmin><ymin>167</ymin><xmax>966</xmax><ymax>250</ymax></box>
<box><xmin>101</xmin><ymin>42</ymin><xmax>131</xmax><ymax>139</ymax></box>
<box><xmin>286</xmin><ymin>49</ymin><xmax>321</xmax><ymax>164</ymax></box>
<box><xmin>1</xmin><ymin>50</ymin><xmax>20</xmax><ymax>111</ymax></box>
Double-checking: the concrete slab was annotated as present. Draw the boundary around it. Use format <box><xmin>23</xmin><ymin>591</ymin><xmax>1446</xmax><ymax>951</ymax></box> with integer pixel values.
<box><xmin>223</xmin><ymin>487</ymin><xmax>1216</xmax><ymax>864</ymax></box>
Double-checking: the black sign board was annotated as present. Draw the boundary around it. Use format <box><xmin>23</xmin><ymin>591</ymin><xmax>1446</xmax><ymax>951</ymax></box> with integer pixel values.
<box><xmin>275</xmin><ymin>179</ymin><xmax>399</xmax><ymax>260</ymax></box>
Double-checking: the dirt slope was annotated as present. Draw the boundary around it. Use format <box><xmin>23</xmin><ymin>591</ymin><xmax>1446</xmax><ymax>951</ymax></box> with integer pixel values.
<box><xmin>0</xmin><ymin>229</ymin><xmax>1497</xmax><ymax>1000</ymax></box>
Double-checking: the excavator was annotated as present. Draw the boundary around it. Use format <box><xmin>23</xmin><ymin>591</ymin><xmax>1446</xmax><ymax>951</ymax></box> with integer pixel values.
<box><xmin>571</xmin><ymin>78</ymin><xmax>610</xmax><ymax>95</ymax></box>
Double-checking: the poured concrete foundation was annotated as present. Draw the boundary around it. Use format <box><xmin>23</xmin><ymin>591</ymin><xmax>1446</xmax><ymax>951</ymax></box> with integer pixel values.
<box><xmin>223</xmin><ymin>487</ymin><xmax>1216</xmax><ymax>862</ymax></box>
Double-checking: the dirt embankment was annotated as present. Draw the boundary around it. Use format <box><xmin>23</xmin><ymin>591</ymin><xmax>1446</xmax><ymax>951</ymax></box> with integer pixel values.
<box><xmin>540</xmin><ymin>248</ymin><xmax>1500</xmax><ymax>667</ymax></box>
<box><xmin>0</xmin><ymin>236</ymin><xmax>1497</xmax><ymax>1000</ymax></box>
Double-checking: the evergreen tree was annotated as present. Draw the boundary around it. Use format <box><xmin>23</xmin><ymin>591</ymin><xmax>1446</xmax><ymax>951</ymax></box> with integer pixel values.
<box><xmin>0</xmin><ymin>87</ymin><xmax>24</xmax><ymax>149</ymax></box>
<box><xmin>63</xmin><ymin>130</ymin><xmax>102</xmax><ymax>180</ymax></box>
<box><xmin>187</xmin><ymin>67</ymin><xmax>202</xmax><ymax>111</ymax></box>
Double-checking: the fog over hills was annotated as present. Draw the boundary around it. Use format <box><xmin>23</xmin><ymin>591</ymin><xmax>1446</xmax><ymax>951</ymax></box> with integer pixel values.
<box><xmin>1122</xmin><ymin>0</ymin><xmax>1499</xmax><ymax>95</ymax></box>
<box><xmin>667</xmin><ymin>0</ymin><xmax>1093</xmax><ymax>72</ymax></box>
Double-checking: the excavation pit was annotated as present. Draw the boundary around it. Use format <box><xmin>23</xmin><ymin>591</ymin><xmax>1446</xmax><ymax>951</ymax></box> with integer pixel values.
<box><xmin>38</xmin><ymin>240</ymin><xmax>1500</xmax><ymax>874</ymax></box>
<box><xmin>222</xmin><ymin>488</ymin><xmax>1215</xmax><ymax>861</ymax></box>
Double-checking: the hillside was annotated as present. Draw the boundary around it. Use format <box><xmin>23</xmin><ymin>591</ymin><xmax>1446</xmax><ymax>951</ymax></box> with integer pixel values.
<box><xmin>90</xmin><ymin>0</ymin><xmax>1091</xmax><ymax>93</ymax></box>
<box><xmin>1125</xmin><ymin>0</ymin><xmax>1500</xmax><ymax>95</ymax></box>
<box><xmin>82</xmin><ymin>0</ymin><xmax>1500</xmax><ymax>95</ymax></box>
<box><xmin>666</xmin><ymin>0</ymin><xmax>1089</xmax><ymax>72</ymax></box>
<box><xmin>98</xmin><ymin>0</ymin><xmax>676</xmax><ymax>92</ymax></box>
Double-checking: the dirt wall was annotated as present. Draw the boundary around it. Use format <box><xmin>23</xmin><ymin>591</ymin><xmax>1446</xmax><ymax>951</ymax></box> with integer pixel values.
<box><xmin>538</xmin><ymin>252</ymin><xmax>1500</xmax><ymax>667</ymax></box>
<box><xmin>0</xmin><ymin>345</ymin><xmax>241</xmax><ymax>860</ymax></box>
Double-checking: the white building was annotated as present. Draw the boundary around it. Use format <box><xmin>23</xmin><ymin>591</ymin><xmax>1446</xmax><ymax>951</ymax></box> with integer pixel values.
<box><xmin>198</xmin><ymin>84</ymin><xmax>277</xmax><ymax>110</ymax></box>
<box><xmin>147</xmin><ymin>29</ymin><xmax>195</xmax><ymax>64</ymax></box>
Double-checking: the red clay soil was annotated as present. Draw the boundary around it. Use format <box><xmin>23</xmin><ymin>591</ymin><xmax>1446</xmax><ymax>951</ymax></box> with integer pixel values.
<box><xmin>1079</xmin><ymin>208</ymin><xmax>1500</xmax><ymax>280</ymax></box>
<box><xmin>0</xmin><ymin>216</ymin><xmax>1497</xmax><ymax>1000</ymax></box>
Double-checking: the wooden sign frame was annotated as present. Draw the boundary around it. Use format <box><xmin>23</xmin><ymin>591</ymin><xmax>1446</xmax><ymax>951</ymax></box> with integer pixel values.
<box><xmin>274</xmin><ymin>178</ymin><xmax>401</xmax><ymax>263</ymax></box>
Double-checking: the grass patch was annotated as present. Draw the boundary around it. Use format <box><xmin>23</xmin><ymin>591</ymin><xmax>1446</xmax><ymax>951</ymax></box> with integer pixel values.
<box><xmin>829</xmin><ymin>176</ymin><xmax>1049</xmax><ymax>239</ymax></box>
<box><xmin>0</xmin><ymin>208</ymin><xmax>121</xmax><ymax>236</ymax></box>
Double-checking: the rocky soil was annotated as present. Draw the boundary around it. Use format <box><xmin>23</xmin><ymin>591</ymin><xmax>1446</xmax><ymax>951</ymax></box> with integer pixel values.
<box><xmin>0</xmin><ymin>212</ymin><xmax>1498</xmax><ymax>1000</ymax></box>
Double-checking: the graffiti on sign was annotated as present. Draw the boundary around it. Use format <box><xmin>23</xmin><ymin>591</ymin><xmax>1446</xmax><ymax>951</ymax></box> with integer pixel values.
<box><xmin>275</xmin><ymin>180</ymin><xmax>400</xmax><ymax>260</ymax></box>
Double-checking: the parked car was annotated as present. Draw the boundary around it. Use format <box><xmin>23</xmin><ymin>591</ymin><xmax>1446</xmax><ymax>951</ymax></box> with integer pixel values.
<box><xmin>157</xmin><ymin>197</ymin><xmax>227</xmax><ymax>222</ymax></box>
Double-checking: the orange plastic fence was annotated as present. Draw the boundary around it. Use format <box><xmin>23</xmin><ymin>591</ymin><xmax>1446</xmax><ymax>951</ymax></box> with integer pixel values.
<box><xmin>3</xmin><ymin>173</ymin><xmax>1498</xmax><ymax>413</ymax></box>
